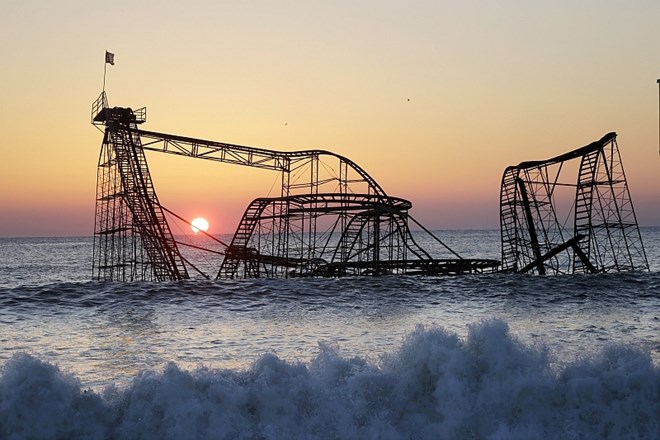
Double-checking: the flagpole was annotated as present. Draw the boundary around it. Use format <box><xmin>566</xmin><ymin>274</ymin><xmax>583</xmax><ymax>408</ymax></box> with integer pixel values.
<box><xmin>103</xmin><ymin>51</ymin><xmax>108</xmax><ymax>92</ymax></box>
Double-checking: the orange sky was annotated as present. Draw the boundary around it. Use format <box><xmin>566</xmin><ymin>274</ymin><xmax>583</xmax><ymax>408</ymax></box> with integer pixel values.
<box><xmin>1</xmin><ymin>1</ymin><xmax>659</xmax><ymax>236</ymax></box>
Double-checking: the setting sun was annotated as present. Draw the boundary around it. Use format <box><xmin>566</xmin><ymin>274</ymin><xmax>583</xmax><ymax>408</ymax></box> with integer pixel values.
<box><xmin>190</xmin><ymin>217</ymin><xmax>209</xmax><ymax>234</ymax></box>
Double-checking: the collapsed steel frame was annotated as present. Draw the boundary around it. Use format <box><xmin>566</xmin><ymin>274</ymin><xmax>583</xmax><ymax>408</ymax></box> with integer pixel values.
<box><xmin>500</xmin><ymin>132</ymin><xmax>649</xmax><ymax>274</ymax></box>
<box><xmin>91</xmin><ymin>93</ymin><xmax>498</xmax><ymax>281</ymax></box>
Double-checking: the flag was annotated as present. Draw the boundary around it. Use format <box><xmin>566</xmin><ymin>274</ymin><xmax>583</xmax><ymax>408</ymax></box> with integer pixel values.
<box><xmin>105</xmin><ymin>51</ymin><xmax>115</xmax><ymax>65</ymax></box>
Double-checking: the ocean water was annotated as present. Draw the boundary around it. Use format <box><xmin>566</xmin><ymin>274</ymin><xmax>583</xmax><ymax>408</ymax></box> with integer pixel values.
<box><xmin>0</xmin><ymin>230</ymin><xmax>658</xmax><ymax>439</ymax></box>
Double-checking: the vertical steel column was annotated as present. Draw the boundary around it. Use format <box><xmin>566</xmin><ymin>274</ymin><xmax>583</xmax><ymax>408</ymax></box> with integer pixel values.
<box><xmin>516</xmin><ymin>177</ymin><xmax>545</xmax><ymax>275</ymax></box>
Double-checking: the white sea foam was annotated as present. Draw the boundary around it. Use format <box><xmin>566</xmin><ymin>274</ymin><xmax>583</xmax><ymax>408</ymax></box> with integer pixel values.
<box><xmin>1</xmin><ymin>319</ymin><xmax>657</xmax><ymax>439</ymax></box>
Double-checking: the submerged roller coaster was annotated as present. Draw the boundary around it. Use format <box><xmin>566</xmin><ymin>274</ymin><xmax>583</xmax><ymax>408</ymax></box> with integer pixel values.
<box><xmin>500</xmin><ymin>132</ymin><xmax>648</xmax><ymax>274</ymax></box>
<box><xmin>90</xmin><ymin>92</ymin><xmax>648</xmax><ymax>281</ymax></box>
<box><xmin>91</xmin><ymin>92</ymin><xmax>499</xmax><ymax>281</ymax></box>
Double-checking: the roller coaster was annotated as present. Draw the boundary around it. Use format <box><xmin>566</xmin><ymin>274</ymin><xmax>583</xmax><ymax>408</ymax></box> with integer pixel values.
<box><xmin>500</xmin><ymin>133</ymin><xmax>648</xmax><ymax>274</ymax></box>
<box><xmin>90</xmin><ymin>93</ymin><xmax>499</xmax><ymax>281</ymax></box>
<box><xmin>90</xmin><ymin>92</ymin><xmax>648</xmax><ymax>281</ymax></box>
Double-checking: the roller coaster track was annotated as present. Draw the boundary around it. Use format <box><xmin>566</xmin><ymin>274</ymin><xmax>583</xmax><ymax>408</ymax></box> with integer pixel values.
<box><xmin>134</xmin><ymin>128</ymin><xmax>386</xmax><ymax>197</ymax></box>
<box><xmin>215</xmin><ymin>193</ymin><xmax>456</xmax><ymax>279</ymax></box>
<box><xmin>499</xmin><ymin>132</ymin><xmax>648</xmax><ymax>274</ymax></box>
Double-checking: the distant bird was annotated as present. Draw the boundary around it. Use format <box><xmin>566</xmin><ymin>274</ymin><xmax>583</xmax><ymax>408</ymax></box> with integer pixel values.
<box><xmin>407</xmin><ymin>98</ymin><xmax>410</xmax><ymax>102</ymax></box>
<box><xmin>284</xmin><ymin>122</ymin><xmax>288</xmax><ymax>126</ymax></box>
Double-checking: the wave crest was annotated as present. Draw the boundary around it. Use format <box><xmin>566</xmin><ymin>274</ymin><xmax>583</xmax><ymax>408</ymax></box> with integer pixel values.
<box><xmin>1</xmin><ymin>319</ymin><xmax>658</xmax><ymax>439</ymax></box>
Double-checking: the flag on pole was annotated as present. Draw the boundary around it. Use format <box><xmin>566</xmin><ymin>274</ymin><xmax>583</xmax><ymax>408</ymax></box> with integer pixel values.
<box><xmin>105</xmin><ymin>51</ymin><xmax>115</xmax><ymax>65</ymax></box>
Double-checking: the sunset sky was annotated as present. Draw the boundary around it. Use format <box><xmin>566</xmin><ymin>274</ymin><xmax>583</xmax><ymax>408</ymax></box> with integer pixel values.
<box><xmin>1</xmin><ymin>0</ymin><xmax>659</xmax><ymax>236</ymax></box>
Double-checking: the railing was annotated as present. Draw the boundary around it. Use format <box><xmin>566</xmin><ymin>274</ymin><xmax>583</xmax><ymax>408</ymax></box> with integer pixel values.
<box><xmin>132</xmin><ymin>106</ymin><xmax>147</xmax><ymax>124</ymax></box>
<box><xmin>91</xmin><ymin>92</ymin><xmax>109</xmax><ymax>124</ymax></box>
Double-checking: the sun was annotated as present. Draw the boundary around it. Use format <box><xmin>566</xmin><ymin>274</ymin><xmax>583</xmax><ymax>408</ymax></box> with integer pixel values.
<box><xmin>190</xmin><ymin>217</ymin><xmax>209</xmax><ymax>234</ymax></box>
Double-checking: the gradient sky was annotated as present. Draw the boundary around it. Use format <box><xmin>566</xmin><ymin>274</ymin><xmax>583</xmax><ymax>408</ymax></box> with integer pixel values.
<box><xmin>1</xmin><ymin>0</ymin><xmax>659</xmax><ymax>236</ymax></box>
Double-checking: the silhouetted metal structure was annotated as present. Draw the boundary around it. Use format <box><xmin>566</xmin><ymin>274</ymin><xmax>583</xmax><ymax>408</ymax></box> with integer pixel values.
<box><xmin>500</xmin><ymin>132</ymin><xmax>648</xmax><ymax>274</ymax></box>
<box><xmin>91</xmin><ymin>92</ymin><xmax>499</xmax><ymax>281</ymax></box>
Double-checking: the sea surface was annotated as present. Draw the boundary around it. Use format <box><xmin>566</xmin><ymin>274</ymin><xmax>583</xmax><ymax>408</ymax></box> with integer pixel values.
<box><xmin>0</xmin><ymin>229</ymin><xmax>658</xmax><ymax>439</ymax></box>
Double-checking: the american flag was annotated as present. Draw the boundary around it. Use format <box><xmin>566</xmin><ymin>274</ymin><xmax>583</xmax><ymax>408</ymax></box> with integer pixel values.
<box><xmin>105</xmin><ymin>51</ymin><xmax>115</xmax><ymax>65</ymax></box>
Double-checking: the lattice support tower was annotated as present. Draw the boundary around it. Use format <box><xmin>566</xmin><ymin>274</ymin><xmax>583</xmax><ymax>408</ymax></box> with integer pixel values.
<box><xmin>91</xmin><ymin>92</ymin><xmax>189</xmax><ymax>281</ymax></box>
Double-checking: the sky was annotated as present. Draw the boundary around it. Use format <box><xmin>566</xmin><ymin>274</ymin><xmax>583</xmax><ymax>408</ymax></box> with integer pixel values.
<box><xmin>1</xmin><ymin>0</ymin><xmax>659</xmax><ymax>236</ymax></box>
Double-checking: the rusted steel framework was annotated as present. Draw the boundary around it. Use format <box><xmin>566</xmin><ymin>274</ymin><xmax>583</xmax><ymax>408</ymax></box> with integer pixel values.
<box><xmin>91</xmin><ymin>93</ymin><xmax>499</xmax><ymax>281</ymax></box>
<box><xmin>217</xmin><ymin>193</ymin><xmax>495</xmax><ymax>278</ymax></box>
<box><xmin>91</xmin><ymin>94</ymin><xmax>188</xmax><ymax>281</ymax></box>
<box><xmin>500</xmin><ymin>132</ymin><xmax>648</xmax><ymax>274</ymax></box>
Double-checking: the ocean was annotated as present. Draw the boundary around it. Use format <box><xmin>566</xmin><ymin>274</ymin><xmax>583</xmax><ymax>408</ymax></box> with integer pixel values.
<box><xmin>0</xmin><ymin>229</ymin><xmax>658</xmax><ymax>439</ymax></box>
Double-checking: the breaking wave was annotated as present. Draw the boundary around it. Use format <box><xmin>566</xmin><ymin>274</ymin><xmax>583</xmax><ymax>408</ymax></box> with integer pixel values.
<box><xmin>1</xmin><ymin>319</ymin><xmax>657</xmax><ymax>440</ymax></box>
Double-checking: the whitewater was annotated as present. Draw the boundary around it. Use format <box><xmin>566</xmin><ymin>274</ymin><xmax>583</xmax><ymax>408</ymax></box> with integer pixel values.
<box><xmin>1</xmin><ymin>230</ymin><xmax>659</xmax><ymax>439</ymax></box>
